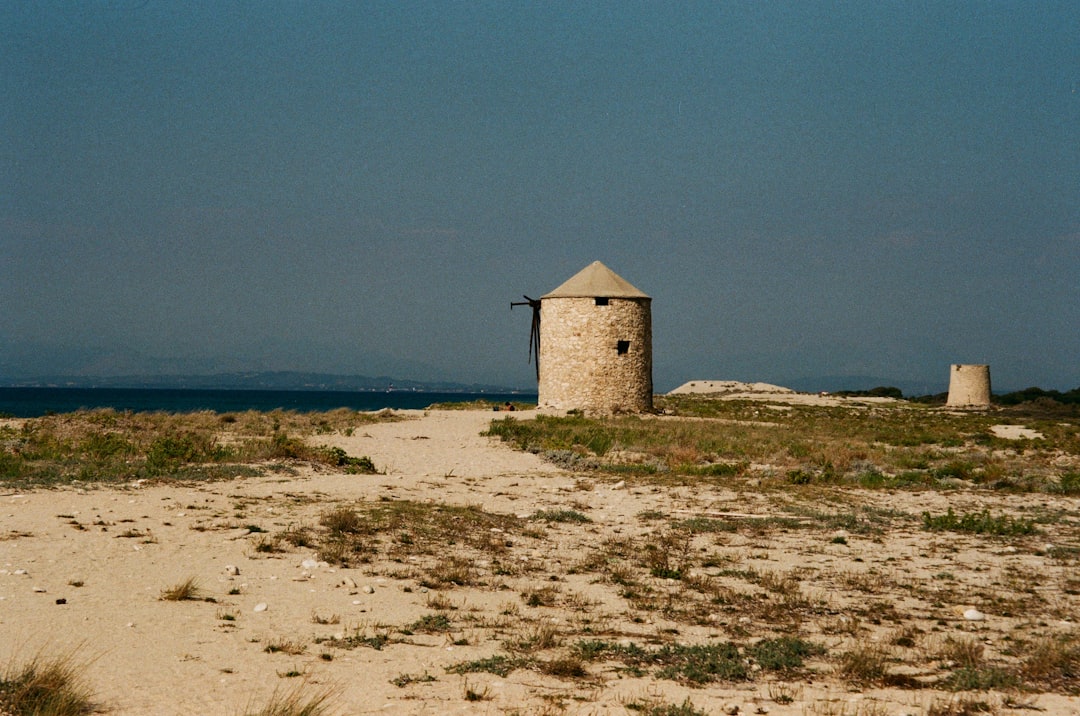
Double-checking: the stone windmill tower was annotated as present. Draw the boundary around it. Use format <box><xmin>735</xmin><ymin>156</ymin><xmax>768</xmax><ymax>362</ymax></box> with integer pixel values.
<box><xmin>516</xmin><ymin>261</ymin><xmax>653</xmax><ymax>414</ymax></box>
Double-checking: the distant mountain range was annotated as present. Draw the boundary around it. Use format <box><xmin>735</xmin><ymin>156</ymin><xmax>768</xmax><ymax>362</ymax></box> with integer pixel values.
<box><xmin>0</xmin><ymin>371</ymin><xmax>528</xmax><ymax>394</ymax></box>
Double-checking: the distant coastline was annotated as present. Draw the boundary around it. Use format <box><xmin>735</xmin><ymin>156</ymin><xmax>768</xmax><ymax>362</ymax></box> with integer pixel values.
<box><xmin>0</xmin><ymin>386</ymin><xmax>537</xmax><ymax>418</ymax></box>
<box><xmin>0</xmin><ymin>370</ymin><xmax>527</xmax><ymax>394</ymax></box>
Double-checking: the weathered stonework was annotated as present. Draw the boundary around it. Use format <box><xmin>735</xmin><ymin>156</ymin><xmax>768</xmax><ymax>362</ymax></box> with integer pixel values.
<box><xmin>537</xmin><ymin>262</ymin><xmax>653</xmax><ymax>414</ymax></box>
<box><xmin>946</xmin><ymin>364</ymin><xmax>992</xmax><ymax>407</ymax></box>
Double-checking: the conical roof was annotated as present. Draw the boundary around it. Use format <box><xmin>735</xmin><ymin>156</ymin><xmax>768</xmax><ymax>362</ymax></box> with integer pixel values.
<box><xmin>542</xmin><ymin>261</ymin><xmax>650</xmax><ymax>299</ymax></box>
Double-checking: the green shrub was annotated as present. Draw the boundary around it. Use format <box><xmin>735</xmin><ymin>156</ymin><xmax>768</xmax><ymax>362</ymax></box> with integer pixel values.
<box><xmin>318</xmin><ymin>447</ymin><xmax>377</xmax><ymax>474</ymax></box>
<box><xmin>268</xmin><ymin>434</ymin><xmax>311</xmax><ymax>460</ymax></box>
<box><xmin>0</xmin><ymin>453</ymin><xmax>26</xmax><ymax>479</ymax></box>
<box><xmin>407</xmin><ymin>614</ymin><xmax>453</xmax><ymax>634</ymax></box>
<box><xmin>1056</xmin><ymin>472</ymin><xmax>1080</xmax><ymax>495</ymax></box>
<box><xmin>445</xmin><ymin>655</ymin><xmax>522</xmax><ymax>677</ymax></box>
<box><xmin>922</xmin><ymin>508</ymin><xmax>1037</xmax><ymax>536</ymax></box>
<box><xmin>653</xmin><ymin>642</ymin><xmax>748</xmax><ymax>684</ymax></box>
<box><xmin>748</xmin><ymin>636</ymin><xmax>824</xmax><ymax>671</ymax></box>
<box><xmin>80</xmin><ymin>432</ymin><xmax>134</xmax><ymax>458</ymax></box>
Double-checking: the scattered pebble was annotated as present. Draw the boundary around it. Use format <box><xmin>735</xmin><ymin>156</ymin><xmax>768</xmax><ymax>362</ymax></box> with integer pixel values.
<box><xmin>362</xmin><ymin>585</ymin><xmax>375</xmax><ymax>594</ymax></box>
<box><xmin>611</xmin><ymin>481</ymin><xmax>626</xmax><ymax>490</ymax></box>
<box><xmin>13</xmin><ymin>569</ymin><xmax>27</xmax><ymax>576</ymax></box>
<box><xmin>964</xmin><ymin>608</ymin><xmax>986</xmax><ymax>621</ymax></box>
<box><xmin>224</xmin><ymin>565</ymin><xmax>240</xmax><ymax>576</ymax></box>
<box><xmin>301</xmin><ymin>559</ymin><xmax>319</xmax><ymax>570</ymax></box>
<box><xmin>32</xmin><ymin>586</ymin><xmax>46</xmax><ymax>593</ymax></box>
<box><xmin>253</xmin><ymin>602</ymin><xmax>268</xmax><ymax>613</ymax></box>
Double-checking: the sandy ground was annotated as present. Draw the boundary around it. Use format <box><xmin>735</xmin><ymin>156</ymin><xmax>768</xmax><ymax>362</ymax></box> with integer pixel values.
<box><xmin>2</xmin><ymin>408</ymin><xmax>1079</xmax><ymax>715</ymax></box>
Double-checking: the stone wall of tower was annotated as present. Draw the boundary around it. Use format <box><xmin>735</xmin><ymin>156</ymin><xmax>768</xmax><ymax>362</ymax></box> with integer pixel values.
<box><xmin>538</xmin><ymin>296</ymin><xmax>653</xmax><ymax>414</ymax></box>
<box><xmin>946</xmin><ymin>364</ymin><xmax>992</xmax><ymax>407</ymax></box>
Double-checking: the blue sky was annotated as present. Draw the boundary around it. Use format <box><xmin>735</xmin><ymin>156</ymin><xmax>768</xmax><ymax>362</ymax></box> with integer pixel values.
<box><xmin>2</xmin><ymin>1</ymin><xmax>1077</xmax><ymax>393</ymax></box>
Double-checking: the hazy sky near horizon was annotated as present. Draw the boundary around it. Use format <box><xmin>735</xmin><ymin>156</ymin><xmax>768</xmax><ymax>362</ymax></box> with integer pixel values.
<box><xmin>3</xmin><ymin>1</ymin><xmax>1078</xmax><ymax>392</ymax></box>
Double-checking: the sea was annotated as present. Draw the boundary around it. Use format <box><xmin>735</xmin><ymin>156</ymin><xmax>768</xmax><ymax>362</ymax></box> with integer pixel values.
<box><xmin>0</xmin><ymin>387</ymin><xmax>536</xmax><ymax>418</ymax></box>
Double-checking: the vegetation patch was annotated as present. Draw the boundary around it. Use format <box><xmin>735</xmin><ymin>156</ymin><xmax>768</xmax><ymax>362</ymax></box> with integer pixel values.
<box><xmin>0</xmin><ymin>408</ymin><xmax>392</xmax><ymax>487</ymax></box>
<box><xmin>445</xmin><ymin>655</ymin><xmax>524</xmax><ymax>677</ymax></box>
<box><xmin>531</xmin><ymin>508</ymin><xmax>591</xmax><ymax>523</ymax></box>
<box><xmin>485</xmin><ymin>398</ymin><xmax>1080</xmax><ymax>494</ymax></box>
<box><xmin>922</xmin><ymin>508</ymin><xmax>1038</xmax><ymax>536</ymax></box>
<box><xmin>570</xmin><ymin>637</ymin><xmax>822</xmax><ymax>684</ymax></box>
<box><xmin>311</xmin><ymin>500</ymin><xmax>521</xmax><ymax>584</ymax></box>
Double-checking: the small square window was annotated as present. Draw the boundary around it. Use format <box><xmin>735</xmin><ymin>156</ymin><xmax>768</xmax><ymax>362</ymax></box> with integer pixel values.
<box><xmin>616</xmin><ymin>340</ymin><xmax>630</xmax><ymax>355</ymax></box>
<box><xmin>595</xmin><ymin>297</ymin><xmax>609</xmax><ymax>306</ymax></box>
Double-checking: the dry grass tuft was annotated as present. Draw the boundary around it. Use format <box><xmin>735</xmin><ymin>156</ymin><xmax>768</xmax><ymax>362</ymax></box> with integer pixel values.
<box><xmin>159</xmin><ymin>576</ymin><xmax>203</xmax><ymax>601</ymax></box>
<box><xmin>1020</xmin><ymin>635</ymin><xmax>1080</xmax><ymax>691</ymax></box>
<box><xmin>264</xmin><ymin>638</ymin><xmax>307</xmax><ymax>656</ymax></box>
<box><xmin>0</xmin><ymin>651</ymin><xmax>97</xmax><ymax>716</ymax></box>
<box><xmin>925</xmin><ymin>695</ymin><xmax>998</xmax><ymax>716</ymax></box>
<box><xmin>836</xmin><ymin>643</ymin><xmax>891</xmax><ymax>685</ymax></box>
<box><xmin>937</xmin><ymin>635</ymin><xmax>984</xmax><ymax>668</ymax></box>
<box><xmin>241</xmin><ymin>682</ymin><xmax>339</xmax><ymax>716</ymax></box>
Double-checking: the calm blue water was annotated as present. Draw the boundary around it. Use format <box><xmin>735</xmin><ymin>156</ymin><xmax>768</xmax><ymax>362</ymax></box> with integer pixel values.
<box><xmin>0</xmin><ymin>388</ymin><xmax>536</xmax><ymax>418</ymax></box>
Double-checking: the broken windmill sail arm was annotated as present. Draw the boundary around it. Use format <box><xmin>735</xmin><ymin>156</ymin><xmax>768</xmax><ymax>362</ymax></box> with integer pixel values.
<box><xmin>510</xmin><ymin>295</ymin><xmax>541</xmax><ymax>380</ymax></box>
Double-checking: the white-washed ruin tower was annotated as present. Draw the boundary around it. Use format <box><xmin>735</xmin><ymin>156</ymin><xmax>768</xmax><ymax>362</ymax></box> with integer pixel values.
<box><xmin>946</xmin><ymin>364</ymin><xmax>992</xmax><ymax>408</ymax></box>
<box><xmin>536</xmin><ymin>261</ymin><xmax>653</xmax><ymax>414</ymax></box>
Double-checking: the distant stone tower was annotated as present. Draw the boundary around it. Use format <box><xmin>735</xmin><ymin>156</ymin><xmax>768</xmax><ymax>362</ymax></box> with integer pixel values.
<box><xmin>537</xmin><ymin>261</ymin><xmax>653</xmax><ymax>414</ymax></box>
<box><xmin>946</xmin><ymin>364</ymin><xmax>992</xmax><ymax>407</ymax></box>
